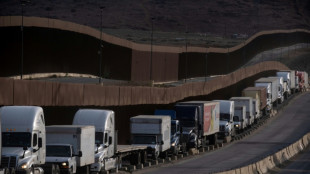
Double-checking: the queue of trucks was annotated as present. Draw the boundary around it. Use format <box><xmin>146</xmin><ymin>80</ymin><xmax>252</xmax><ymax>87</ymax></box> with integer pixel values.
<box><xmin>0</xmin><ymin>70</ymin><xmax>308</xmax><ymax>174</ymax></box>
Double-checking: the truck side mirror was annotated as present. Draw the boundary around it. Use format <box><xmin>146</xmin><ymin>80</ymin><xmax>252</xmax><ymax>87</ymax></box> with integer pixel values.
<box><xmin>23</xmin><ymin>146</ymin><xmax>28</xmax><ymax>151</ymax></box>
<box><xmin>161</xmin><ymin>141</ymin><xmax>164</xmax><ymax>145</ymax></box>
<box><xmin>109</xmin><ymin>136</ymin><xmax>112</xmax><ymax>145</ymax></box>
<box><xmin>38</xmin><ymin>138</ymin><xmax>42</xmax><ymax>148</ymax></box>
<box><xmin>78</xmin><ymin>151</ymin><xmax>83</xmax><ymax>157</ymax></box>
<box><xmin>180</xmin><ymin>127</ymin><xmax>183</xmax><ymax>134</ymax></box>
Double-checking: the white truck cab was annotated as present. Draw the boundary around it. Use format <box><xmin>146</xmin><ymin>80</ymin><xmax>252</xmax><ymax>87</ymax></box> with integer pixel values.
<box><xmin>45</xmin><ymin>144</ymin><xmax>78</xmax><ymax>174</ymax></box>
<box><xmin>233</xmin><ymin>106</ymin><xmax>246</xmax><ymax>133</ymax></box>
<box><xmin>0</xmin><ymin>106</ymin><xmax>46</xmax><ymax>174</ymax></box>
<box><xmin>213</xmin><ymin>100</ymin><xmax>235</xmax><ymax>141</ymax></box>
<box><xmin>72</xmin><ymin>109</ymin><xmax>116</xmax><ymax>173</ymax></box>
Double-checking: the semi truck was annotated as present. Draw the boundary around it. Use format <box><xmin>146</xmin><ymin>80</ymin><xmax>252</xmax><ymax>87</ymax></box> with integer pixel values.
<box><xmin>72</xmin><ymin>109</ymin><xmax>148</xmax><ymax>173</ymax></box>
<box><xmin>174</xmin><ymin>101</ymin><xmax>220</xmax><ymax>148</ymax></box>
<box><xmin>230</xmin><ymin>97</ymin><xmax>254</xmax><ymax>127</ymax></box>
<box><xmin>242</xmin><ymin>87</ymin><xmax>267</xmax><ymax>116</ymax></box>
<box><xmin>213</xmin><ymin>100</ymin><xmax>235</xmax><ymax>142</ymax></box>
<box><xmin>130</xmin><ymin>115</ymin><xmax>171</xmax><ymax>159</ymax></box>
<box><xmin>0</xmin><ymin>111</ymin><xmax>10</xmax><ymax>174</ymax></box>
<box><xmin>154</xmin><ymin>110</ymin><xmax>186</xmax><ymax>155</ymax></box>
<box><xmin>255</xmin><ymin>77</ymin><xmax>279</xmax><ymax>108</ymax></box>
<box><xmin>276</xmin><ymin>71</ymin><xmax>294</xmax><ymax>97</ymax></box>
<box><xmin>233</xmin><ymin>106</ymin><xmax>246</xmax><ymax>133</ymax></box>
<box><xmin>43</xmin><ymin>125</ymin><xmax>95</xmax><ymax>174</ymax></box>
<box><xmin>268</xmin><ymin>76</ymin><xmax>284</xmax><ymax>104</ymax></box>
<box><xmin>296</xmin><ymin>71</ymin><xmax>308</xmax><ymax>92</ymax></box>
<box><xmin>0</xmin><ymin>106</ymin><xmax>46</xmax><ymax>174</ymax></box>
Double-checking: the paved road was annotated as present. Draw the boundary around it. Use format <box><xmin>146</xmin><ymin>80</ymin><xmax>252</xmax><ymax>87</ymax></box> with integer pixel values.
<box><xmin>136</xmin><ymin>92</ymin><xmax>310</xmax><ymax>174</ymax></box>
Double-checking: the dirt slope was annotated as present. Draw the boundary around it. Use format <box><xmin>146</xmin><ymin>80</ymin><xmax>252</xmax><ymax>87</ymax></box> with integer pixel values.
<box><xmin>1</xmin><ymin>0</ymin><xmax>309</xmax><ymax>43</ymax></box>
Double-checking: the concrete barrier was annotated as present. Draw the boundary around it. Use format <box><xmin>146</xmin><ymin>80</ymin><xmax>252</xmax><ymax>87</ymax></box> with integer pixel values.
<box><xmin>216</xmin><ymin>133</ymin><xmax>310</xmax><ymax>174</ymax></box>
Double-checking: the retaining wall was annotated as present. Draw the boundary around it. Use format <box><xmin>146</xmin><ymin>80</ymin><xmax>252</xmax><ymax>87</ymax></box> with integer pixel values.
<box><xmin>216</xmin><ymin>132</ymin><xmax>310</xmax><ymax>174</ymax></box>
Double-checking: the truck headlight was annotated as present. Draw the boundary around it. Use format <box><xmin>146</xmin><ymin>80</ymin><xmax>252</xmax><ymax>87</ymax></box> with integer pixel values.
<box><xmin>171</xmin><ymin>142</ymin><xmax>175</xmax><ymax>147</ymax></box>
<box><xmin>61</xmin><ymin>162</ymin><xmax>69</xmax><ymax>169</ymax></box>
<box><xmin>20</xmin><ymin>164</ymin><xmax>28</xmax><ymax>169</ymax></box>
<box><xmin>235</xmin><ymin>124</ymin><xmax>239</xmax><ymax>128</ymax></box>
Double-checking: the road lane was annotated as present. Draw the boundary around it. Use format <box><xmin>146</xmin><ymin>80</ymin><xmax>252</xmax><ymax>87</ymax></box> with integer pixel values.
<box><xmin>138</xmin><ymin>92</ymin><xmax>310</xmax><ymax>174</ymax></box>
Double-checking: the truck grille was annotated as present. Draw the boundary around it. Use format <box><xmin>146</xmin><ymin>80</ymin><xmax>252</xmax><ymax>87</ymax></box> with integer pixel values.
<box><xmin>220</xmin><ymin>125</ymin><xmax>225</xmax><ymax>132</ymax></box>
<box><xmin>1</xmin><ymin>156</ymin><xmax>17</xmax><ymax>168</ymax></box>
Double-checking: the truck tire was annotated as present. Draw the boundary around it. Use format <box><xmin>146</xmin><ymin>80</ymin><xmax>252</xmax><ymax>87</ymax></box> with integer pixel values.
<box><xmin>209</xmin><ymin>134</ymin><xmax>217</xmax><ymax>145</ymax></box>
<box><xmin>67</xmin><ymin>167</ymin><xmax>73</xmax><ymax>174</ymax></box>
<box><xmin>130</xmin><ymin>152</ymin><xmax>141</xmax><ymax>165</ymax></box>
<box><xmin>77</xmin><ymin>166</ymin><xmax>89</xmax><ymax>174</ymax></box>
<box><xmin>29</xmin><ymin>166</ymin><xmax>34</xmax><ymax>174</ymax></box>
<box><xmin>51</xmin><ymin>164</ymin><xmax>57</xmax><ymax>174</ymax></box>
<box><xmin>153</xmin><ymin>151</ymin><xmax>159</xmax><ymax>160</ymax></box>
<box><xmin>160</xmin><ymin>151</ymin><xmax>168</xmax><ymax>158</ymax></box>
<box><xmin>4</xmin><ymin>168</ymin><xmax>9</xmax><ymax>174</ymax></box>
<box><xmin>140</xmin><ymin>151</ymin><xmax>147</xmax><ymax>164</ymax></box>
<box><xmin>55</xmin><ymin>165</ymin><xmax>60</xmax><ymax>174</ymax></box>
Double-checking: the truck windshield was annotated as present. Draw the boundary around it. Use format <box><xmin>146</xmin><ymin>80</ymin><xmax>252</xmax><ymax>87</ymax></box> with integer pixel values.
<box><xmin>233</xmin><ymin>116</ymin><xmax>239</xmax><ymax>122</ymax></box>
<box><xmin>132</xmin><ymin>136</ymin><xmax>156</xmax><ymax>145</ymax></box>
<box><xmin>47</xmin><ymin>145</ymin><xmax>71</xmax><ymax>157</ymax></box>
<box><xmin>220</xmin><ymin>113</ymin><xmax>230</xmax><ymax>121</ymax></box>
<box><xmin>95</xmin><ymin>132</ymin><xmax>103</xmax><ymax>144</ymax></box>
<box><xmin>2</xmin><ymin>132</ymin><xmax>31</xmax><ymax>147</ymax></box>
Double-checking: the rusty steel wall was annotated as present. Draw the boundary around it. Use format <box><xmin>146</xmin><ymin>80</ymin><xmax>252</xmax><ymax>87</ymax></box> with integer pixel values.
<box><xmin>0</xmin><ymin>27</ymin><xmax>132</xmax><ymax>80</ymax></box>
<box><xmin>131</xmin><ymin>50</ymin><xmax>179</xmax><ymax>82</ymax></box>
<box><xmin>0</xmin><ymin>26</ymin><xmax>308</xmax><ymax>82</ymax></box>
<box><xmin>178</xmin><ymin>31</ymin><xmax>310</xmax><ymax>79</ymax></box>
<box><xmin>0</xmin><ymin>61</ymin><xmax>289</xmax><ymax>107</ymax></box>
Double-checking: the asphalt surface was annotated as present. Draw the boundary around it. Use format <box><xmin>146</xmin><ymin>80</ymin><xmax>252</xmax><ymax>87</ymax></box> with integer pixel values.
<box><xmin>135</xmin><ymin>92</ymin><xmax>310</xmax><ymax>174</ymax></box>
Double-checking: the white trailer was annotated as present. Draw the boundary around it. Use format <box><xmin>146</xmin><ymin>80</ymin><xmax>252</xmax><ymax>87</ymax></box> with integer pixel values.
<box><xmin>268</xmin><ymin>76</ymin><xmax>284</xmax><ymax>103</ymax></box>
<box><xmin>0</xmin><ymin>106</ymin><xmax>46</xmax><ymax>174</ymax></box>
<box><xmin>44</xmin><ymin>125</ymin><xmax>95</xmax><ymax>174</ymax></box>
<box><xmin>213</xmin><ymin>100</ymin><xmax>235</xmax><ymax>140</ymax></box>
<box><xmin>131</xmin><ymin>115</ymin><xmax>171</xmax><ymax>159</ymax></box>
<box><xmin>230</xmin><ymin>97</ymin><xmax>254</xmax><ymax>127</ymax></box>
<box><xmin>233</xmin><ymin>106</ymin><xmax>246</xmax><ymax>133</ymax></box>
<box><xmin>72</xmin><ymin>109</ymin><xmax>148</xmax><ymax>173</ymax></box>
<box><xmin>255</xmin><ymin>77</ymin><xmax>279</xmax><ymax>107</ymax></box>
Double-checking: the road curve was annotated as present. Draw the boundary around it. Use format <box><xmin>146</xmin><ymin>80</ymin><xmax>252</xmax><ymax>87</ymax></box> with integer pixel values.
<box><xmin>138</xmin><ymin>92</ymin><xmax>310</xmax><ymax>174</ymax></box>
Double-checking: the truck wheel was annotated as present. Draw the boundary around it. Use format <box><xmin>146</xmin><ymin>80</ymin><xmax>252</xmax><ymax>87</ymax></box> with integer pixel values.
<box><xmin>153</xmin><ymin>151</ymin><xmax>159</xmax><ymax>160</ymax></box>
<box><xmin>3</xmin><ymin>168</ymin><xmax>9</xmax><ymax>174</ymax></box>
<box><xmin>51</xmin><ymin>164</ymin><xmax>56</xmax><ymax>174</ymax></box>
<box><xmin>140</xmin><ymin>151</ymin><xmax>147</xmax><ymax>164</ymax></box>
<box><xmin>174</xmin><ymin>147</ymin><xmax>179</xmax><ymax>155</ymax></box>
<box><xmin>29</xmin><ymin>166</ymin><xmax>34</xmax><ymax>174</ymax></box>
<box><xmin>160</xmin><ymin>151</ymin><xmax>168</xmax><ymax>158</ymax></box>
<box><xmin>67</xmin><ymin>167</ymin><xmax>73</xmax><ymax>174</ymax></box>
<box><xmin>130</xmin><ymin>152</ymin><xmax>141</xmax><ymax>165</ymax></box>
<box><xmin>55</xmin><ymin>165</ymin><xmax>60</xmax><ymax>174</ymax></box>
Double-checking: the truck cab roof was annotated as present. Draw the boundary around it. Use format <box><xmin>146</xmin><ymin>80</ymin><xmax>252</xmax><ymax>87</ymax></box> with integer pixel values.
<box><xmin>0</xmin><ymin>106</ymin><xmax>44</xmax><ymax>132</ymax></box>
<box><xmin>73</xmin><ymin>109</ymin><xmax>114</xmax><ymax>132</ymax></box>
